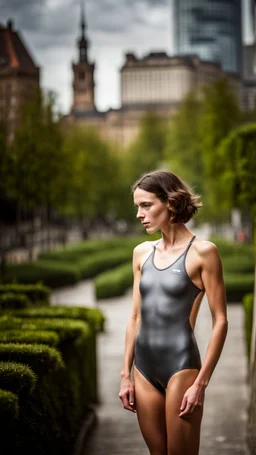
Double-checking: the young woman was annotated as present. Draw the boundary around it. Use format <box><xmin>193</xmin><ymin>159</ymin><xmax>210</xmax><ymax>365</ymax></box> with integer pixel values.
<box><xmin>119</xmin><ymin>170</ymin><xmax>228</xmax><ymax>455</ymax></box>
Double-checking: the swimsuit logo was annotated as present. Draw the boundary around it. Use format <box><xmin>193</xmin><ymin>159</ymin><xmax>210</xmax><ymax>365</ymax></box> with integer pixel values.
<box><xmin>172</xmin><ymin>269</ymin><xmax>182</xmax><ymax>274</ymax></box>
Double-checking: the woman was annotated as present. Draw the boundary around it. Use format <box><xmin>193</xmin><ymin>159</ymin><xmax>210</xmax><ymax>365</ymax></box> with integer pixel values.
<box><xmin>119</xmin><ymin>170</ymin><xmax>228</xmax><ymax>455</ymax></box>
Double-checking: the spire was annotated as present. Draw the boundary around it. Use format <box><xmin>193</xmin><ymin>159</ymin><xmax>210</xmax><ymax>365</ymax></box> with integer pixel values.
<box><xmin>81</xmin><ymin>0</ymin><xmax>86</xmax><ymax>39</ymax></box>
<box><xmin>78</xmin><ymin>0</ymin><xmax>88</xmax><ymax>62</ymax></box>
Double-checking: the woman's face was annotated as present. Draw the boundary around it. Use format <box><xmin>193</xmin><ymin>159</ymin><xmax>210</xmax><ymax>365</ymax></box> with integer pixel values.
<box><xmin>133</xmin><ymin>187</ymin><xmax>170</xmax><ymax>233</ymax></box>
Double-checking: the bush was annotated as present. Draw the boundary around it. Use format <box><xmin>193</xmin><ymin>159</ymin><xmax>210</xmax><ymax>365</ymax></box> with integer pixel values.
<box><xmin>0</xmin><ymin>389</ymin><xmax>19</xmax><ymax>421</ymax></box>
<box><xmin>5</xmin><ymin>262</ymin><xmax>81</xmax><ymax>288</ymax></box>
<box><xmin>222</xmin><ymin>255</ymin><xmax>255</xmax><ymax>275</ymax></box>
<box><xmin>0</xmin><ymin>292</ymin><xmax>31</xmax><ymax>309</ymax></box>
<box><xmin>0</xmin><ymin>283</ymin><xmax>51</xmax><ymax>306</ymax></box>
<box><xmin>243</xmin><ymin>293</ymin><xmax>254</xmax><ymax>361</ymax></box>
<box><xmin>0</xmin><ymin>361</ymin><xmax>37</xmax><ymax>397</ymax></box>
<box><xmin>5</xmin><ymin>306</ymin><xmax>105</xmax><ymax>333</ymax></box>
<box><xmin>95</xmin><ymin>262</ymin><xmax>133</xmax><ymax>299</ymax></box>
<box><xmin>0</xmin><ymin>330</ymin><xmax>59</xmax><ymax>347</ymax></box>
<box><xmin>224</xmin><ymin>273</ymin><xmax>255</xmax><ymax>302</ymax></box>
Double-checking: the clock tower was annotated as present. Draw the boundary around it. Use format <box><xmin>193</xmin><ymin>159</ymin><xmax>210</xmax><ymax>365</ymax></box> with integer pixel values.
<box><xmin>71</xmin><ymin>1</ymin><xmax>95</xmax><ymax>112</ymax></box>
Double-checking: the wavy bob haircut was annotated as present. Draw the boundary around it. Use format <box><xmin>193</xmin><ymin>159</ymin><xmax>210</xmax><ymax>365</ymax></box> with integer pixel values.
<box><xmin>132</xmin><ymin>170</ymin><xmax>202</xmax><ymax>224</ymax></box>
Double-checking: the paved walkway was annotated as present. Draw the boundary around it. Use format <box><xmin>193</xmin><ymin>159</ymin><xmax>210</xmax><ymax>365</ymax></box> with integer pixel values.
<box><xmin>51</xmin><ymin>282</ymin><xmax>251</xmax><ymax>455</ymax></box>
<box><xmin>80</xmin><ymin>289</ymin><xmax>250</xmax><ymax>455</ymax></box>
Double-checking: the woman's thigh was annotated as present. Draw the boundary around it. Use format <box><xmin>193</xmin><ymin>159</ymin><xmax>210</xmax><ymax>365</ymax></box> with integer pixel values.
<box><xmin>133</xmin><ymin>366</ymin><xmax>167</xmax><ymax>455</ymax></box>
<box><xmin>165</xmin><ymin>369</ymin><xmax>203</xmax><ymax>455</ymax></box>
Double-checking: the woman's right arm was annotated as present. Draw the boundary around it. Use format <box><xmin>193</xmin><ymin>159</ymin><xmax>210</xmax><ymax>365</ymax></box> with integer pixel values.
<box><xmin>119</xmin><ymin>245</ymin><xmax>142</xmax><ymax>413</ymax></box>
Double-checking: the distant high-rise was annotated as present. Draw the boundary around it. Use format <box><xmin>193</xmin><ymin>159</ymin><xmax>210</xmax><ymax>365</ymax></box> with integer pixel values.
<box><xmin>172</xmin><ymin>0</ymin><xmax>242</xmax><ymax>75</ymax></box>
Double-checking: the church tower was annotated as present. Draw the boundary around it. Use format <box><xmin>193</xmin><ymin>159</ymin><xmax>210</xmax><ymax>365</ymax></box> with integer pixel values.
<box><xmin>71</xmin><ymin>1</ymin><xmax>95</xmax><ymax>112</ymax></box>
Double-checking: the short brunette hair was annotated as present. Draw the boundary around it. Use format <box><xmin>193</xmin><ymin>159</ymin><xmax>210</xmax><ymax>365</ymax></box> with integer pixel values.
<box><xmin>132</xmin><ymin>170</ymin><xmax>202</xmax><ymax>223</ymax></box>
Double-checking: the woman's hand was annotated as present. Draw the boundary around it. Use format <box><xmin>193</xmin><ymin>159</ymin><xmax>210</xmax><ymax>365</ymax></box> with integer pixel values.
<box><xmin>119</xmin><ymin>375</ymin><xmax>136</xmax><ymax>413</ymax></box>
<box><xmin>179</xmin><ymin>383</ymin><xmax>205</xmax><ymax>418</ymax></box>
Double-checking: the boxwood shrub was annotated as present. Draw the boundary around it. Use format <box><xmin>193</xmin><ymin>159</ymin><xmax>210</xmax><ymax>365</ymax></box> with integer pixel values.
<box><xmin>5</xmin><ymin>261</ymin><xmax>81</xmax><ymax>288</ymax></box>
<box><xmin>0</xmin><ymin>292</ymin><xmax>31</xmax><ymax>309</ymax></box>
<box><xmin>0</xmin><ymin>389</ymin><xmax>19</xmax><ymax>420</ymax></box>
<box><xmin>224</xmin><ymin>273</ymin><xmax>255</xmax><ymax>302</ymax></box>
<box><xmin>243</xmin><ymin>293</ymin><xmax>254</xmax><ymax>361</ymax></box>
<box><xmin>0</xmin><ymin>361</ymin><xmax>37</xmax><ymax>397</ymax></box>
<box><xmin>0</xmin><ymin>283</ymin><xmax>51</xmax><ymax>306</ymax></box>
<box><xmin>94</xmin><ymin>262</ymin><xmax>133</xmax><ymax>299</ymax></box>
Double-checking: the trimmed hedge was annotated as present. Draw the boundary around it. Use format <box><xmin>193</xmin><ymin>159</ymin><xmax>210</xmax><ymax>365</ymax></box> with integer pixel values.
<box><xmin>95</xmin><ymin>262</ymin><xmax>133</xmax><ymax>299</ymax></box>
<box><xmin>0</xmin><ymin>330</ymin><xmax>60</xmax><ymax>347</ymax></box>
<box><xmin>5</xmin><ymin>261</ymin><xmax>81</xmax><ymax>288</ymax></box>
<box><xmin>0</xmin><ymin>283</ymin><xmax>51</xmax><ymax>306</ymax></box>
<box><xmin>0</xmin><ymin>303</ymin><xmax>105</xmax><ymax>454</ymax></box>
<box><xmin>4</xmin><ymin>306</ymin><xmax>105</xmax><ymax>333</ymax></box>
<box><xmin>0</xmin><ymin>361</ymin><xmax>37</xmax><ymax>397</ymax></box>
<box><xmin>224</xmin><ymin>273</ymin><xmax>255</xmax><ymax>302</ymax></box>
<box><xmin>243</xmin><ymin>293</ymin><xmax>254</xmax><ymax>361</ymax></box>
<box><xmin>0</xmin><ymin>292</ymin><xmax>31</xmax><ymax>309</ymax></box>
<box><xmin>38</xmin><ymin>235</ymin><xmax>149</xmax><ymax>263</ymax></box>
<box><xmin>0</xmin><ymin>389</ymin><xmax>19</xmax><ymax>421</ymax></box>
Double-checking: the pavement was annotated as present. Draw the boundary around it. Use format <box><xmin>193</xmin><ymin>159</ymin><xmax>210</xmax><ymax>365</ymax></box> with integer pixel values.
<box><xmin>51</xmin><ymin>281</ymin><xmax>251</xmax><ymax>455</ymax></box>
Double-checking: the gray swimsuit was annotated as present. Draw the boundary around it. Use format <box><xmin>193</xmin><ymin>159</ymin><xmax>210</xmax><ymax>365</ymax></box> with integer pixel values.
<box><xmin>134</xmin><ymin>235</ymin><xmax>202</xmax><ymax>395</ymax></box>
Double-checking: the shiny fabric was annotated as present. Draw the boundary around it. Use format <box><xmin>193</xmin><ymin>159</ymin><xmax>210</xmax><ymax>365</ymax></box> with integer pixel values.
<box><xmin>134</xmin><ymin>235</ymin><xmax>202</xmax><ymax>395</ymax></box>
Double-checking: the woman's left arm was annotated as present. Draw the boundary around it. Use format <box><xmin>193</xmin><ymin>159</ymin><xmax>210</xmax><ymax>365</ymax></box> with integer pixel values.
<box><xmin>179</xmin><ymin>242</ymin><xmax>228</xmax><ymax>417</ymax></box>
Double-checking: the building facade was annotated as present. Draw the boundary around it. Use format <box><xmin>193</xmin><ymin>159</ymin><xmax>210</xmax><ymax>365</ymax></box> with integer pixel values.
<box><xmin>66</xmin><ymin>2</ymin><xmax>242</xmax><ymax>147</ymax></box>
<box><xmin>171</xmin><ymin>0</ymin><xmax>242</xmax><ymax>75</ymax></box>
<box><xmin>0</xmin><ymin>19</ymin><xmax>40</xmax><ymax>140</ymax></box>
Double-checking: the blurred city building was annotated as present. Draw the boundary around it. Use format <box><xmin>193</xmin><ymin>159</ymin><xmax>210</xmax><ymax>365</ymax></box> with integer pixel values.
<box><xmin>65</xmin><ymin>2</ymin><xmax>242</xmax><ymax>147</ymax></box>
<box><xmin>242</xmin><ymin>0</ymin><xmax>256</xmax><ymax>111</ymax></box>
<box><xmin>171</xmin><ymin>0</ymin><xmax>242</xmax><ymax>75</ymax></box>
<box><xmin>0</xmin><ymin>19</ymin><xmax>40</xmax><ymax>141</ymax></box>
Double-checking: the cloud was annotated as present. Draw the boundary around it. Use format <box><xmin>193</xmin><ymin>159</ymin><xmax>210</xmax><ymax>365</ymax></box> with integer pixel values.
<box><xmin>0</xmin><ymin>0</ymin><xmax>171</xmax><ymax>112</ymax></box>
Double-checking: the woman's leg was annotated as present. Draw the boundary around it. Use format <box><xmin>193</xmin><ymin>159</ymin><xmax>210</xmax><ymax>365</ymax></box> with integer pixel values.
<box><xmin>134</xmin><ymin>366</ymin><xmax>167</xmax><ymax>455</ymax></box>
<box><xmin>165</xmin><ymin>369</ymin><xmax>203</xmax><ymax>455</ymax></box>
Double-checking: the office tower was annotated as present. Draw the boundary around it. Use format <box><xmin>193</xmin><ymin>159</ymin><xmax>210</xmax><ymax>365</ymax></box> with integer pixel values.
<box><xmin>172</xmin><ymin>0</ymin><xmax>242</xmax><ymax>75</ymax></box>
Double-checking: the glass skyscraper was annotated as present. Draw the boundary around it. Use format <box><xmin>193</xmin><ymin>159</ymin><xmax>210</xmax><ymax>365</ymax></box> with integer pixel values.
<box><xmin>172</xmin><ymin>0</ymin><xmax>242</xmax><ymax>75</ymax></box>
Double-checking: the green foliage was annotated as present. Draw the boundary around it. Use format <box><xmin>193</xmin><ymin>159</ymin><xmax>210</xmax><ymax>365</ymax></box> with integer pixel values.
<box><xmin>126</xmin><ymin>112</ymin><xmax>167</xmax><ymax>182</ymax></box>
<box><xmin>60</xmin><ymin>125</ymin><xmax>121</xmax><ymax>218</ymax></box>
<box><xmin>217</xmin><ymin>123</ymin><xmax>256</xmax><ymax>217</ymax></box>
<box><xmin>0</xmin><ymin>361</ymin><xmax>37</xmax><ymax>396</ymax></box>
<box><xmin>164</xmin><ymin>91</ymin><xmax>203</xmax><ymax>194</ymax></box>
<box><xmin>5</xmin><ymin>306</ymin><xmax>105</xmax><ymax>333</ymax></box>
<box><xmin>9</xmin><ymin>90</ymin><xmax>64</xmax><ymax>210</ymax></box>
<box><xmin>0</xmin><ymin>343</ymin><xmax>64</xmax><ymax>375</ymax></box>
<box><xmin>0</xmin><ymin>292</ymin><xmax>31</xmax><ymax>309</ymax></box>
<box><xmin>0</xmin><ymin>283</ymin><xmax>51</xmax><ymax>305</ymax></box>
<box><xmin>0</xmin><ymin>330</ymin><xmax>60</xmax><ymax>347</ymax></box>
<box><xmin>0</xmin><ymin>389</ymin><xmax>19</xmax><ymax>421</ymax></box>
<box><xmin>6</xmin><ymin>261</ymin><xmax>81</xmax><ymax>288</ymax></box>
<box><xmin>242</xmin><ymin>293</ymin><xmax>254</xmax><ymax>360</ymax></box>
<box><xmin>224</xmin><ymin>273</ymin><xmax>255</xmax><ymax>302</ymax></box>
<box><xmin>95</xmin><ymin>261</ymin><xmax>133</xmax><ymax>299</ymax></box>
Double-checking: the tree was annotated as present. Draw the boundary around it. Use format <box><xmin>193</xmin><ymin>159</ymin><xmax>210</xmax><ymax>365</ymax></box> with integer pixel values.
<box><xmin>61</xmin><ymin>125</ymin><xmax>121</xmax><ymax>235</ymax></box>
<box><xmin>125</xmin><ymin>112</ymin><xmax>167</xmax><ymax>183</ymax></box>
<box><xmin>217</xmin><ymin>123</ymin><xmax>256</xmax><ymax>222</ymax></box>
<box><xmin>164</xmin><ymin>91</ymin><xmax>203</xmax><ymax>195</ymax></box>
<box><xmin>199</xmin><ymin>76</ymin><xmax>242</xmax><ymax>220</ymax></box>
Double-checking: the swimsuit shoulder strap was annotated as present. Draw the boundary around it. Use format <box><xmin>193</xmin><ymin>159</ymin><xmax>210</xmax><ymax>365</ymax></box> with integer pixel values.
<box><xmin>184</xmin><ymin>235</ymin><xmax>196</xmax><ymax>256</ymax></box>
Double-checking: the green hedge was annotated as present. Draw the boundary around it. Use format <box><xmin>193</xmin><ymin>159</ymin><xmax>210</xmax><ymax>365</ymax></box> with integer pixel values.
<box><xmin>243</xmin><ymin>293</ymin><xmax>254</xmax><ymax>361</ymax></box>
<box><xmin>0</xmin><ymin>283</ymin><xmax>51</xmax><ymax>305</ymax></box>
<box><xmin>0</xmin><ymin>292</ymin><xmax>31</xmax><ymax>309</ymax></box>
<box><xmin>224</xmin><ymin>273</ymin><xmax>255</xmax><ymax>302</ymax></box>
<box><xmin>0</xmin><ymin>361</ymin><xmax>37</xmax><ymax>397</ymax></box>
<box><xmin>0</xmin><ymin>303</ymin><xmax>105</xmax><ymax>454</ymax></box>
<box><xmin>0</xmin><ymin>330</ymin><xmax>60</xmax><ymax>347</ymax></box>
<box><xmin>0</xmin><ymin>389</ymin><xmax>19</xmax><ymax>421</ymax></box>
<box><xmin>5</xmin><ymin>261</ymin><xmax>81</xmax><ymax>288</ymax></box>
<box><xmin>95</xmin><ymin>262</ymin><xmax>133</xmax><ymax>299</ymax></box>
<box><xmin>38</xmin><ymin>236</ymin><xmax>148</xmax><ymax>263</ymax></box>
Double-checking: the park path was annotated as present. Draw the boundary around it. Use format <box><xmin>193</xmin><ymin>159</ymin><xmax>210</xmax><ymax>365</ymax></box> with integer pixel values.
<box><xmin>51</xmin><ymin>280</ymin><xmax>250</xmax><ymax>455</ymax></box>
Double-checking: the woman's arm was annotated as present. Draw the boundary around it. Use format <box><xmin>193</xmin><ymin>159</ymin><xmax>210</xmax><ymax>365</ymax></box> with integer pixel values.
<box><xmin>179</xmin><ymin>242</ymin><xmax>228</xmax><ymax>417</ymax></box>
<box><xmin>119</xmin><ymin>245</ymin><xmax>142</xmax><ymax>413</ymax></box>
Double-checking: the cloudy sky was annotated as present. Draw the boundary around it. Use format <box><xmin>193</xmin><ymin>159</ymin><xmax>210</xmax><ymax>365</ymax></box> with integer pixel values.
<box><xmin>1</xmin><ymin>0</ymin><xmax>254</xmax><ymax>114</ymax></box>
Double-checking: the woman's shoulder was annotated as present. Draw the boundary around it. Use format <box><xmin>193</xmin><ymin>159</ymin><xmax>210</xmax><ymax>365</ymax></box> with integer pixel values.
<box><xmin>133</xmin><ymin>240</ymin><xmax>158</xmax><ymax>259</ymax></box>
<box><xmin>193</xmin><ymin>237</ymin><xmax>220</xmax><ymax>260</ymax></box>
